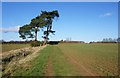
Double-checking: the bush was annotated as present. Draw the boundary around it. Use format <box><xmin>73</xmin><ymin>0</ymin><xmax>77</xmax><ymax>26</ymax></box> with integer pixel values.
<box><xmin>30</xmin><ymin>41</ymin><xmax>41</xmax><ymax>47</ymax></box>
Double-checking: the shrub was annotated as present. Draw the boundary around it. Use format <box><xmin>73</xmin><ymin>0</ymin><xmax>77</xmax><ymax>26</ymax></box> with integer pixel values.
<box><xmin>30</xmin><ymin>41</ymin><xmax>41</xmax><ymax>47</ymax></box>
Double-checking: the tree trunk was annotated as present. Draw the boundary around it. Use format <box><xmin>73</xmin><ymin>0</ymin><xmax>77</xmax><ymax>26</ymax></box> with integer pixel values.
<box><xmin>44</xmin><ymin>19</ymin><xmax>52</xmax><ymax>44</ymax></box>
<box><xmin>45</xmin><ymin>26</ymin><xmax>49</xmax><ymax>43</ymax></box>
<box><xmin>35</xmin><ymin>28</ymin><xmax>38</xmax><ymax>41</ymax></box>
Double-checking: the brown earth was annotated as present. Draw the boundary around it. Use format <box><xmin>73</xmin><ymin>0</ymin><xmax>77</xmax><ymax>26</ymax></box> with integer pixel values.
<box><xmin>58</xmin><ymin>45</ymin><xmax>98</xmax><ymax>76</ymax></box>
<box><xmin>44</xmin><ymin>56</ymin><xmax>54</xmax><ymax>76</ymax></box>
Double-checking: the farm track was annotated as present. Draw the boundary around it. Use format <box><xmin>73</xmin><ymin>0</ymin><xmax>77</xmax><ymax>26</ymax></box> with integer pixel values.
<box><xmin>58</xmin><ymin>45</ymin><xmax>97</xmax><ymax>76</ymax></box>
<box><xmin>44</xmin><ymin>56</ymin><xmax>54</xmax><ymax>76</ymax></box>
<box><xmin>43</xmin><ymin>45</ymin><xmax>96</xmax><ymax>76</ymax></box>
<box><xmin>6</xmin><ymin>43</ymin><xmax>117</xmax><ymax>76</ymax></box>
<box><xmin>43</xmin><ymin>45</ymin><xmax>78</xmax><ymax>76</ymax></box>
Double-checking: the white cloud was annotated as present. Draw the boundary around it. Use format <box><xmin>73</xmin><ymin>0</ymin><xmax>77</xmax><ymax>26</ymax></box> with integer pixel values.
<box><xmin>99</xmin><ymin>12</ymin><xmax>112</xmax><ymax>17</ymax></box>
<box><xmin>0</xmin><ymin>26</ymin><xmax>21</xmax><ymax>33</ymax></box>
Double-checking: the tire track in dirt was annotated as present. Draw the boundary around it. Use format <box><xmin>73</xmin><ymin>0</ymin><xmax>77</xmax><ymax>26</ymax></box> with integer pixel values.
<box><xmin>43</xmin><ymin>45</ymin><xmax>55</xmax><ymax>76</ymax></box>
<box><xmin>58</xmin><ymin>45</ymin><xmax>97</xmax><ymax>76</ymax></box>
<box><xmin>44</xmin><ymin>56</ymin><xmax>54</xmax><ymax>76</ymax></box>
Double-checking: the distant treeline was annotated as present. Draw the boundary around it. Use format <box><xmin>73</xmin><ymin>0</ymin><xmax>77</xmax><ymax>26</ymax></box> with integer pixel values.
<box><xmin>102</xmin><ymin>38</ymin><xmax>118</xmax><ymax>42</ymax></box>
<box><xmin>60</xmin><ymin>41</ymin><xmax>85</xmax><ymax>43</ymax></box>
<box><xmin>0</xmin><ymin>40</ymin><xmax>118</xmax><ymax>44</ymax></box>
<box><xmin>1</xmin><ymin>41</ymin><xmax>32</xmax><ymax>44</ymax></box>
<box><xmin>89</xmin><ymin>42</ymin><xmax>117</xmax><ymax>44</ymax></box>
<box><xmin>1</xmin><ymin>40</ymin><xmax>85</xmax><ymax>44</ymax></box>
<box><xmin>48</xmin><ymin>41</ymin><xmax>85</xmax><ymax>45</ymax></box>
<box><xmin>89</xmin><ymin>38</ymin><xmax>119</xmax><ymax>44</ymax></box>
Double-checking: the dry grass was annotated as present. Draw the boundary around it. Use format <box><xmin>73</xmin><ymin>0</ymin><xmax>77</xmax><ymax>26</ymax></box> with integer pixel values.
<box><xmin>2</xmin><ymin>44</ymin><xmax>30</xmax><ymax>52</ymax></box>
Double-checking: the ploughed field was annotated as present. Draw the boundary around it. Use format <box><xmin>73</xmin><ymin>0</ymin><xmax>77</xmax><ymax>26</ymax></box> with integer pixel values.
<box><xmin>11</xmin><ymin>43</ymin><xmax>118</xmax><ymax>76</ymax></box>
<box><xmin>1</xmin><ymin>43</ymin><xmax>30</xmax><ymax>52</ymax></box>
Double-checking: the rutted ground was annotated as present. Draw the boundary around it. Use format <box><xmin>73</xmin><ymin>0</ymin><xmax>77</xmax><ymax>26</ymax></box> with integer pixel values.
<box><xmin>44</xmin><ymin>56</ymin><xmax>54</xmax><ymax>76</ymax></box>
<box><xmin>46</xmin><ymin>45</ymin><xmax>97</xmax><ymax>76</ymax></box>
<box><xmin>58</xmin><ymin>44</ymin><xmax>97</xmax><ymax>76</ymax></box>
<box><xmin>42</xmin><ymin>44</ymin><xmax>118</xmax><ymax>76</ymax></box>
<box><xmin>46</xmin><ymin>45</ymin><xmax>79</xmax><ymax>76</ymax></box>
<box><xmin>12</xmin><ymin>45</ymin><xmax>79</xmax><ymax>76</ymax></box>
<box><xmin>5</xmin><ymin>43</ymin><xmax>118</xmax><ymax>76</ymax></box>
<box><xmin>58</xmin><ymin>43</ymin><xmax>118</xmax><ymax>76</ymax></box>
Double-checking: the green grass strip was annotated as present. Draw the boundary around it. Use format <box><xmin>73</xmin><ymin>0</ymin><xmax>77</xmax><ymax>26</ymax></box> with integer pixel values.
<box><xmin>49</xmin><ymin>45</ymin><xmax>79</xmax><ymax>76</ymax></box>
<box><xmin>13</xmin><ymin>46</ymin><xmax>50</xmax><ymax>76</ymax></box>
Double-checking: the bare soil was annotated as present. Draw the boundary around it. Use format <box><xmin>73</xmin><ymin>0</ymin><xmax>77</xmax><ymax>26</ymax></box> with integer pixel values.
<box><xmin>44</xmin><ymin>56</ymin><xmax>54</xmax><ymax>76</ymax></box>
<box><xmin>58</xmin><ymin>45</ymin><xmax>97</xmax><ymax>76</ymax></box>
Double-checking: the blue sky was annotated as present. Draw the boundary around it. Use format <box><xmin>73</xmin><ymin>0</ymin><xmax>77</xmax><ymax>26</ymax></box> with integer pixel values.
<box><xmin>1</xmin><ymin>2</ymin><xmax>118</xmax><ymax>42</ymax></box>
<box><xmin>1</xmin><ymin>0</ymin><xmax>120</xmax><ymax>2</ymax></box>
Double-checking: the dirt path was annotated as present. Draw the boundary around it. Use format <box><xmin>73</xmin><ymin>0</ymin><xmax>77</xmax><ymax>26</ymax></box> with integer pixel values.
<box><xmin>58</xmin><ymin>45</ymin><xmax>97</xmax><ymax>76</ymax></box>
<box><xmin>44</xmin><ymin>56</ymin><xmax>54</xmax><ymax>76</ymax></box>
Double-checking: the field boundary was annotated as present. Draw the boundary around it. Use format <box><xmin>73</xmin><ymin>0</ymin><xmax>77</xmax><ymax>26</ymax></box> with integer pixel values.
<box><xmin>1</xmin><ymin>45</ymin><xmax>47</xmax><ymax>77</ymax></box>
<box><xmin>18</xmin><ymin>45</ymin><xmax>47</xmax><ymax>64</ymax></box>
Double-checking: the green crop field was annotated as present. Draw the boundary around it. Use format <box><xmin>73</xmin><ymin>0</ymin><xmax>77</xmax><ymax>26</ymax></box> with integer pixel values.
<box><xmin>1</xmin><ymin>44</ymin><xmax>30</xmax><ymax>52</ymax></box>
<box><xmin>11</xmin><ymin>43</ymin><xmax>118</xmax><ymax>76</ymax></box>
